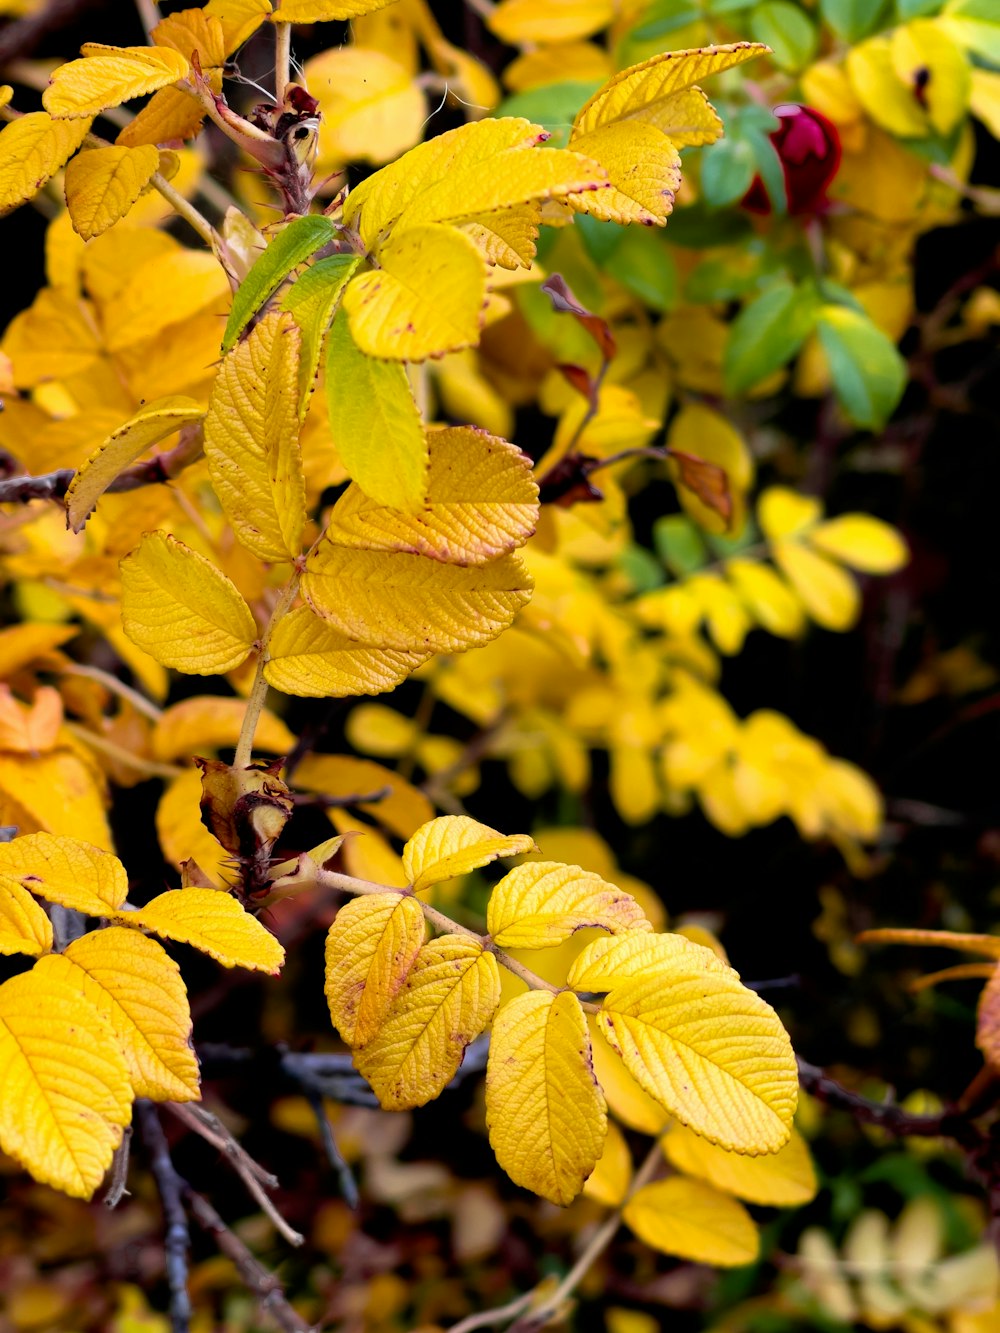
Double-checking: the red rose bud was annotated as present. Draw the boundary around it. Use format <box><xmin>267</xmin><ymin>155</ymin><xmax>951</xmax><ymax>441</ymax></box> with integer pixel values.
<box><xmin>742</xmin><ymin>103</ymin><xmax>842</xmax><ymax>216</ymax></box>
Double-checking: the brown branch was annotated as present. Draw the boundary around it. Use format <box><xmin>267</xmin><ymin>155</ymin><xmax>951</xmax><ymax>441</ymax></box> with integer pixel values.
<box><xmin>103</xmin><ymin>1123</ymin><xmax>133</xmax><ymax>1209</ymax></box>
<box><xmin>0</xmin><ymin>0</ymin><xmax>96</xmax><ymax>67</ymax></box>
<box><xmin>796</xmin><ymin>1057</ymin><xmax>970</xmax><ymax>1138</ymax></box>
<box><xmin>137</xmin><ymin>1103</ymin><xmax>192</xmax><ymax>1333</ymax></box>
<box><xmin>184</xmin><ymin>1188</ymin><xmax>312</xmax><ymax>1333</ymax></box>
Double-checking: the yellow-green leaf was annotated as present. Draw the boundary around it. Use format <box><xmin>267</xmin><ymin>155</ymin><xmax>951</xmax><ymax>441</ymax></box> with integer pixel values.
<box><xmin>0</xmin><ymin>877</ymin><xmax>53</xmax><ymax>957</ymax></box>
<box><xmin>343</xmin><ymin>117</ymin><xmax>544</xmax><ymax>247</ymax></box>
<box><xmin>574</xmin><ymin>43</ymin><xmax>766</xmax><ymax>137</ymax></box>
<box><xmin>354</xmin><ymin>935</ymin><xmax>500</xmax><ymax>1109</ymax></box>
<box><xmin>120</xmin><ymin>532</ymin><xmax>258</xmax><ymax>675</ymax></box>
<box><xmin>63</xmin><ymin>144</ymin><xmax>160</xmax><ymax>240</ymax></box>
<box><xmin>65</xmin><ymin>395</ymin><xmax>203</xmax><ymax>532</ymax></box>
<box><xmin>758</xmin><ymin>486</ymin><xmax>821</xmax><ymax>540</ymax></box>
<box><xmin>582</xmin><ymin>1117</ymin><xmax>632</xmax><ymax>1205</ymax></box>
<box><xmin>329</xmin><ymin>426</ymin><xmax>539</xmax><ymax>565</ymax></box>
<box><xmin>487</xmin><ymin>862</ymin><xmax>650</xmax><ymax>949</ymax></box>
<box><xmin>486</xmin><ymin>989</ymin><xmax>606</xmax><ymax>1205</ymax></box>
<box><xmin>325</xmin><ymin>309</ymin><xmax>428</xmax><ymax>510</ymax></box>
<box><xmin>0</xmin><ymin>969</ymin><xmax>132</xmax><ymax>1199</ymax></box>
<box><xmin>0</xmin><ymin>112</ymin><xmax>93</xmax><ymax>217</ymax></box>
<box><xmin>662</xmin><ymin>1122</ymin><xmax>818</xmax><ymax>1206</ymax></box>
<box><xmin>568</xmin><ymin>121</ymin><xmax>681</xmax><ymax>226</ymax></box>
<box><xmin>324</xmin><ymin>893</ymin><xmax>426</xmax><ymax>1046</ymax></box>
<box><xmin>726</xmin><ymin>559</ymin><xmax>805</xmax><ymax>638</ymax></box>
<box><xmin>772</xmin><ymin>540</ymin><xmax>860</xmax><ymax>631</ymax></box>
<box><xmin>891</xmin><ymin>20</ymin><xmax>970</xmax><ymax>137</ymax></box>
<box><xmin>403</xmin><ymin>816</ymin><xmax>536</xmax><ymax>893</ymax></box>
<box><xmin>272</xmin><ymin>0</ymin><xmax>396</xmax><ymax>20</ymax></box>
<box><xmin>282</xmin><ymin>254</ymin><xmax>361</xmax><ymax>408</ymax></box>
<box><xmin>43</xmin><ymin>45</ymin><xmax>190</xmax><ymax>119</ymax></box>
<box><xmin>623</xmin><ymin>1177</ymin><xmax>760</xmax><ymax>1266</ymax></box>
<box><xmin>598</xmin><ymin>968</ymin><xmax>797</xmax><ymax>1153</ymax></box>
<box><xmin>807</xmin><ymin>515</ymin><xmax>908</xmax><ymax>574</ymax></box>
<box><xmin>205</xmin><ymin>310</ymin><xmax>306</xmax><ymax>562</ymax></box>
<box><xmin>124</xmin><ymin>888</ymin><xmax>285</xmax><ymax>974</ymax></box>
<box><xmin>35</xmin><ymin>928</ymin><xmax>200</xmax><ymax>1102</ymax></box>
<box><xmin>264</xmin><ymin>605</ymin><xmax>430</xmax><ymax>699</ymax></box>
<box><xmin>343</xmin><ymin>223</ymin><xmax>488</xmax><ymax>361</ymax></box>
<box><xmin>0</xmin><ymin>832</ymin><xmax>126</xmax><ymax>915</ymax></box>
<box><xmin>302</xmin><ymin>545</ymin><xmax>533</xmax><ymax>655</ymax></box>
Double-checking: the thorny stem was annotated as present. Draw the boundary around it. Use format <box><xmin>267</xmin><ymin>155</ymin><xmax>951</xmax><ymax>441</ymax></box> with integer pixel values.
<box><xmin>274</xmin><ymin>20</ymin><xmax>291</xmax><ymax>107</ymax></box>
<box><xmin>234</xmin><ymin>574</ymin><xmax>301</xmax><ymax>770</ymax></box>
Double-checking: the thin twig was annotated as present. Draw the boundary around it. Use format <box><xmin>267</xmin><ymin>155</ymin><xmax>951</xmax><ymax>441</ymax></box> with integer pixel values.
<box><xmin>64</xmin><ymin>723</ymin><xmax>183</xmax><ymax>780</ymax></box>
<box><xmin>234</xmin><ymin>575</ymin><xmax>301</xmax><ymax>769</ymax></box>
<box><xmin>274</xmin><ymin>20</ymin><xmax>291</xmax><ymax>106</ymax></box>
<box><xmin>133</xmin><ymin>0</ymin><xmax>159</xmax><ymax>41</ymax></box>
<box><xmin>304</xmin><ymin>1091</ymin><xmax>359</xmax><ymax>1208</ymax></box>
<box><xmin>61</xmin><ymin>664</ymin><xmax>163</xmax><ymax>723</ymax></box>
<box><xmin>137</xmin><ymin>1102</ymin><xmax>192</xmax><ymax>1333</ymax></box>
<box><xmin>448</xmin><ymin>1293</ymin><xmax>535</xmax><ymax>1333</ymax></box>
<box><xmin>184</xmin><ymin>1187</ymin><xmax>312</xmax><ymax>1333</ymax></box>
<box><xmin>103</xmin><ymin>1124</ymin><xmax>133</xmax><ymax>1208</ymax></box>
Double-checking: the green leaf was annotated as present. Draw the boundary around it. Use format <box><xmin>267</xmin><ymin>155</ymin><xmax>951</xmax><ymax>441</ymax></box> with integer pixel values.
<box><xmin>816</xmin><ymin>305</ymin><xmax>906</xmax><ymax>430</ymax></box>
<box><xmin>325</xmin><ymin>309</ymin><xmax>428</xmax><ymax>511</ymax></box>
<box><xmin>496</xmin><ymin>82</ymin><xmax>602</xmax><ymax>149</ymax></box>
<box><xmin>629</xmin><ymin>0</ymin><xmax>703</xmax><ymax>42</ymax></box>
<box><xmin>616</xmin><ymin>545</ymin><xmax>665</xmax><ymax>592</ymax></box>
<box><xmin>820</xmin><ymin>0</ymin><xmax>889</xmax><ymax>41</ymax></box>
<box><xmin>940</xmin><ymin>0</ymin><xmax>1000</xmax><ymax>62</ymax></box>
<box><xmin>653</xmin><ymin>515</ymin><xmax>710</xmax><ymax>575</ymax></box>
<box><xmin>664</xmin><ymin>206</ymin><xmax>753</xmax><ymax>248</ymax></box>
<box><xmin>724</xmin><ymin>280</ymin><xmax>820</xmax><ymax>395</ymax></box>
<box><xmin>281</xmin><ymin>254</ymin><xmax>360</xmax><ymax>410</ymax></box>
<box><xmin>896</xmin><ymin>0</ymin><xmax>943</xmax><ymax>16</ymax></box>
<box><xmin>701</xmin><ymin>137</ymin><xmax>757</xmax><ymax>209</ymax></box>
<box><xmin>745</xmin><ymin>126</ymin><xmax>788</xmax><ymax>215</ymax></box>
<box><xmin>222</xmin><ymin>215</ymin><xmax>337</xmax><ymax>354</ymax></box>
<box><xmin>750</xmin><ymin>1</ymin><xmax>818</xmax><ymax>70</ymax></box>
<box><xmin>685</xmin><ymin>244</ymin><xmax>777</xmax><ymax>303</ymax></box>
<box><xmin>576</xmin><ymin>214</ymin><xmax>623</xmax><ymax>265</ymax></box>
<box><xmin>605</xmin><ymin>231</ymin><xmax>677</xmax><ymax>312</ymax></box>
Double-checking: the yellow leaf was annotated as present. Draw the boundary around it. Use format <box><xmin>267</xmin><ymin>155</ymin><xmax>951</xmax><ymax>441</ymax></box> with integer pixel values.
<box><xmin>204</xmin><ymin>0</ymin><xmax>273</xmax><ymax>54</ymax></box>
<box><xmin>0</xmin><ymin>112</ymin><xmax>93</xmax><ymax>217</ymax></box>
<box><xmin>36</xmin><ymin>928</ymin><xmax>200</xmax><ymax>1101</ymax></box>
<box><xmin>157</xmin><ymin>769</ymin><xmax>232</xmax><ymax>887</ymax></box>
<box><xmin>0</xmin><ymin>832</ymin><xmax>126</xmax><ymax>914</ymax></box>
<box><xmin>976</xmin><ymin>966</ymin><xmax>1000</xmax><ymax>1072</ymax></box>
<box><xmin>329</xmin><ymin>426</ymin><xmax>539</xmax><ymax>565</ymax></box>
<box><xmin>772</xmin><ymin>541</ymin><xmax>860</xmax><ymax>631</ymax></box>
<box><xmin>403</xmin><ymin>816</ymin><xmax>536</xmax><ymax>892</ymax></box>
<box><xmin>0</xmin><ymin>752</ymin><xmax>112</xmax><ymax>851</ymax></box>
<box><xmin>105</xmin><ymin>248</ymin><xmax>229</xmax><ymax>352</ymax></box>
<box><xmin>970</xmin><ymin>68</ymin><xmax>1000</xmax><ymax>139</ymax></box>
<box><xmin>63</xmin><ymin>144</ymin><xmax>160</xmax><ymax>240</ymax></box>
<box><xmin>582</xmin><ymin>1116</ymin><xmax>632</xmax><ymax>1206</ymax></box>
<box><xmin>151</xmin><ymin>7</ymin><xmax>227</xmax><ymax>65</ymax></box>
<box><xmin>663</xmin><ymin>1122</ymin><xmax>818</xmax><ymax>1206</ymax></box>
<box><xmin>857</xmin><ymin>927</ymin><xmax>1000</xmax><ymax>958</ymax></box>
<box><xmin>304</xmin><ymin>47</ymin><xmax>424</xmax><ymax>170</ymax></box>
<box><xmin>461</xmin><ymin>204</ymin><xmax>541</xmax><ymax>269</ymax></box>
<box><xmin>354</xmin><ymin>934</ymin><xmax>501</xmax><ymax>1109</ymax></box>
<box><xmin>567</xmin><ymin>932</ymin><xmax>726</xmax><ymax>991</ymax></box>
<box><xmin>302</xmin><ymin>545</ymin><xmax>533</xmax><ymax>655</ymax></box>
<box><xmin>152</xmin><ymin>698</ymin><xmax>294</xmax><ymax>763</ymax></box>
<box><xmin>623</xmin><ymin>1177</ymin><xmax>759</xmax><ymax>1266</ymax></box>
<box><xmin>574</xmin><ymin>43</ymin><xmax>765</xmax><ymax>138</ymax></box>
<box><xmin>486</xmin><ymin>989</ymin><xmax>606</xmax><ymax>1205</ymax></box>
<box><xmin>0</xmin><ymin>624</ymin><xmax>76</xmax><ymax>681</ymax></box>
<box><xmin>504</xmin><ymin>42</ymin><xmax>613</xmax><ymax>93</ymax></box>
<box><xmin>294</xmin><ymin>753</ymin><xmax>433</xmax><ymax>838</ymax></box>
<box><xmin>125</xmin><ymin>888</ymin><xmax>285</xmax><ymax>973</ymax></box>
<box><xmin>264</xmin><ymin>605</ymin><xmax>430</xmax><ymax>699</ymax></box>
<box><xmin>488</xmin><ymin>0</ymin><xmax>615</xmax><ymax>44</ymax></box>
<box><xmin>343</xmin><ymin>224</ymin><xmax>488</xmax><ymax>361</ymax></box>
<box><xmin>757</xmin><ymin>486</ymin><xmax>821</xmax><ymax>539</ymax></box>
<box><xmin>589</xmin><ymin>1019</ymin><xmax>671</xmax><ymax>1134</ymax></box>
<box><xmin>116</xmin><ymin>83</ymin><xmax>210</xmax><ymax>148</ymax></box>
<box><xmin>567</xmin><ymin>121</ymin><xmax>681</xmax><ymax>225</ymax></box>
<box><xmin>487</xmin><ymin>862</ymin><xmax>650</xmax><ymax>949</ymax></box>
<box><xmin>0</xmin><ymin>685</ymin><xmax>62</xmax><ymax>754</ymax></box>
<box><xmin>120</xmin><ymin>532</ymin><xmax>258</xmax><ymax>675</ymax></box>
<box><xmin>891</xmin><ymin>20</ymin><xmax>971</xmax><ymax>137</ymax></box>
<box><xmin>325</xmin><ymin>308</ymin><xmax>428</xmax><ymax>511</ymax></box>
<box><xmin>846</xmin><ymin>37</ymin><xmax>929</xmax><ymax>138</ymax></box>
<box><xmin>807</xmin><ymin>515</ymin><xmax>909</xmax><ymax>574</ymax></box>
<box><xmin>43</xmin><ymin>45</ymin><xmax>190</xmax><ymax>120</ymax></box>
<box><xmin>725</xmin><ymin>559</ymin><xmax>805</xmax><ymax>638</ymax></box>
<box><xmin>0</xmin><ymin>877</ymin><xmax>53</xmax><ymax>957</ymax></box>
<box><xmin>397</xmin><ymin>146</ymin><xmax>607</xmax><ymax>228</ymax></box>
<box><xmin>65</xmin><ymin>396</ymin><xmax>203</xmax><ymax>532</ymax></box>
<box><xmin>599</xmin><ymin>967</ymin><xmax>797</xmax><ymax>1154</ymax></box>
<box><xmin>272</xmin><ymin>0</ymin><xmax>396</xmax><ymax>19</ymax></box>
<box><xmin>324</xmin><ymin>893</ymin><xmax>426</xmax><ymax>1045</ymax></box>
<box><xmin>205</xmin><ymin>311</ymin><xmax>306</xmax><ymax>563</ymax></box>
<box><xmin>0</xmin><ymin>969</ymin><xmax>132</xmax><ymax>1199</ymax></box>
<box><xmin>343</xmin><ymin>117</ymin><xmax>544</xmax><ymax>248</ymax></box>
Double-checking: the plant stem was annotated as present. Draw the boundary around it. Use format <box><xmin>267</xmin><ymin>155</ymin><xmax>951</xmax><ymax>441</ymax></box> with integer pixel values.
<box><xmin>150</xmin><ymin>171</ymin><xmax>227</xmax><ymax>258</ymax></box>
<box><xmin>233</xmin><ymin>574</ymin><xmax>300</xmax><ymax>770</ymax></box>
<box><xmin>61</xmin><ymin>663</ymin><xmax>163</xmax><ymax>722</ymax></box>
<box><xmin>274</xmin><ymin>20</ymin><xmax>291</xmax><ymax>106</ymax></box>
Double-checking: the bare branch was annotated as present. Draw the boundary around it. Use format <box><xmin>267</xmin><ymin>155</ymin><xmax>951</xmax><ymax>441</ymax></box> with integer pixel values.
<box><xmin>137</xmin><ymin>1102</ymin><xmax>192</xmax><ymax>1333</ymax></box>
